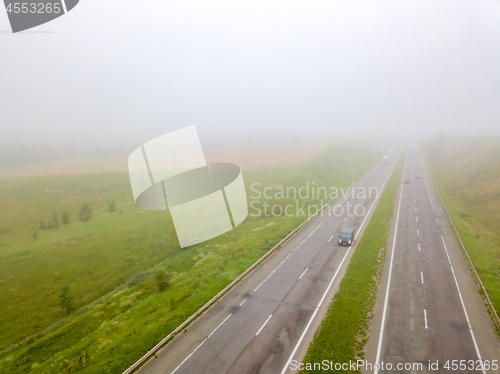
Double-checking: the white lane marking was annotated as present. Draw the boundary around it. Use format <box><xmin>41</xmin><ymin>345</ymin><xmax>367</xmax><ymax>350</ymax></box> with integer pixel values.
<box><xmin>299</xmin><ymin>268</ymin><xmax>309</xmax><ymax>279</ymax></box>
<box><xmin>417</xmin><ymin>229</ymin><xmax>420</xmax><ymax>236</ymax></box>
<box><xmin>239</xmin><ymin>299</ymin><xmax>246</xmax><ymax>307</ymax></box>
<box><xmin>421</xmin><ymin>272</ymin><xmax>424</xmax><ymax>284</ymax></box>
<box><xmin>256</xmin><ymin>314</ymin><xmax>272</xmax><ymax>336</ymax></box>
<box><xmin>343</xmin><ymin>217</ymin><xmax>347</xmax><ymax>222</ymax></box>
<box><xmin>281</xmin><ymin>158</ymin><xmax>397</xmax><ymax>374</ymax></box>
<box><xmin>307</xmin><ymin>222</ymin><xmax>323</xmax><ymax>238</ymax></box>
<box><xmin>171</xmin><ymin>339</ymin><xmax>207</xmax><ymax>374</ymax></box>
<box><xmin>424</xmin><ymin>309</ymin><xmax>428</xmax><ymax>329</ymax></box>
<box><xmin>414</xmin><ymin>199</ymin><xmax>416</xmax><ymax>204</ymax></box>
<box><xmin>328</xmin><ymin>235</ymin><xmax>334</xmax><ymax>242</ymax></box>
<box><xmin>436</xmin><ymin>218</ymin><xmax>439</xmax><ymax>226</ymax></box>
<box><xmin>418</xmin><ymin>244</ymin><xmax>421</xmax><ymax>252</ymax></box>
<box><xmin>440</xmin><ymin>235</ymin><xmax>486</xmax><ymax>374</ymax></box>
<box><xmin>373</xmin><ymin>154</ymin><xmax>408</xmax><ymax>374</ymax></box>
<box><xmin>416</xmin><ymin>216</ymin><xmax>418</xmax><ymax>222</ymax></box>
<box><xmin>415</xmin><ymin>207</ymin><xmax>417</xmax><ymax>212</ymax></box>
<box><xmin>420</xmin><ymin>155</ymin><xmax>485</xmax><ymax>374</ymax></box>
<box><xmin>253</xmin><ymin>253</ymin><xmax>293</xmax><ymax>293</ymax></box>
<box><xmin>207</xmin><ymin>314</ymin><xmax>232</xmax><ymax>339</ymax></box>
<box><xmin>171</xmin><ymin>313</ymin><xmax>233</xmax><ymax>374</ymax></box>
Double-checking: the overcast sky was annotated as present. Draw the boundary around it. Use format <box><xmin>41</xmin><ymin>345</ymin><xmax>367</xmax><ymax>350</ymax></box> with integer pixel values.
<box><xmin>1</xmin><ymin>0</ymin><xmax>500</xmax><ymax>165</ymax></box>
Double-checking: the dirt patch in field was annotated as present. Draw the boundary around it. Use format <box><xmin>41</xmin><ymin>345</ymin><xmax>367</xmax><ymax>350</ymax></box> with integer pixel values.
<box><xmin>0</xmin><ymin>141</ymin><xmax>332</xmax><ymax>178</ymax></box>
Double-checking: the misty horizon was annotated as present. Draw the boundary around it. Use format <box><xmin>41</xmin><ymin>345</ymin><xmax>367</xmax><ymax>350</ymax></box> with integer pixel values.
<box><xmin>2</xmin><ymin>0</ymin><xmax>500</xmax><ymax>167</ymax></box>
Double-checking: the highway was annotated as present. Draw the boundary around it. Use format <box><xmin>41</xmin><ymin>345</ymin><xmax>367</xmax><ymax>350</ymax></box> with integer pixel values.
<box><xmin>365</xmin><ymin>150</ymin><xmax>500</xmax><ymax>373</ymax></box>
<box><xmin>135</xmin><ymin>153</ymin><xmax>398</xmax><ymax>374</ymax></box>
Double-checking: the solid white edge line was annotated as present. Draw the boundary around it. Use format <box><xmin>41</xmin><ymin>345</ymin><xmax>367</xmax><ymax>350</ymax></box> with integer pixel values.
<box><xmin>307</xmin><ymin>222</ymin><xmax>323</xmax><ymax>238</ymax></box>
<box><xmin>207</xmin><ymin>314</ymin><xmax>232</xmax><ymax>339</ymax></box>
<box><xmin>280</xmin><ymin>156</ymin><xmax>397</xmax><ymax>374</ymax></box>
<box><xmin>299</xmin><ymin>268</ymin><xmax>308</xmax><ymax>280</ymax></box>
<box><xmin>373</xmin><ymin>154</ymin><xmax>408</xmax><ymax>374</ymax></box>
<box><xmin>256</xmin><ymin>314</ymin><xmax>273</xmax><ymax>336</ymax></box>
<box><xmin>441</xmin><ymin>235</ymin><xmax>486</xmax><ymax>374</ymax></box>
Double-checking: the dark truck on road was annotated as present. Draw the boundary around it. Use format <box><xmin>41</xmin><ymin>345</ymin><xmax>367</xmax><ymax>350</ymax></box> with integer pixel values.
<box><xmin>338</xmin><ymin>227</ymin><xmax>355</xmax><ymax>246</ymax></box>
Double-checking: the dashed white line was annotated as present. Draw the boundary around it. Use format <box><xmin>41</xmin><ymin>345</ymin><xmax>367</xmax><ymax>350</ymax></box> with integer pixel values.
<box><xmin>299</xmin><ymin>268</ymin><xmax>309</xmax><ymax>279</ymax></box>
<box><xmin>207</xmin><ymin>314</ymin><xmax>233</xmax><ymax>339</ymax></box>
<box><xmin>256</xmin><ymin>314</ymin><xmax>272</xmax><ymax>336</ymax></box>
<box><xmin>417</xmin><ymin>229</ymin><xmax>420</xmax><ymax>236</ymax></box>
<box><xmin>343</xmin><ymin>217</ymin><xmax>347</xmax><ymax>222</ymax></box>
<box><xmin>421</xmin><ymin>271</ymin><xmax>424</xmax><ymax>284</ymax></box>
<box><xmin>415</xmin><ymin>207</ymin><xmax>417</xmax><ymax>212</ymax></box>
<box><xmin>328</xmin><ymin>235</ymin><xmax>334</xmax><ymax>242</ymax></box>
<box><xmin>239</xmin><ymin>299</ymin><xmax>246</xmax><ymax>307</ymax></box>
<box><xmin>416</xmin><ymin>216</ymin><xmax>419</xmax><ymax>222</ymax></box>
<box><xmin>436</xmin><ymin>218</ymin><xmax>439</xmax><ymax>226</ymax></box>
<box><xmin>418</xmin><ymin>244</ymin><xmax>421</xmax><ymax>252</ymax></box>
<box><xmin>424</xmin><ymin>309</ymin><xmax>428</xmax><ymax>329</ymax></box>
<box><xmin>253</xmin><ymin>253</ymin><xmax>292</xmax><ymax>293</ymax></box>
<box><xmin>171</xmin><ymin>313</ymin><xmax>233</xmax><ymax>374</ymax></box>
<box><xmin>307</xmin><ymin>222</ymin><xmax>323</xmax><ymax>238</ymax></box>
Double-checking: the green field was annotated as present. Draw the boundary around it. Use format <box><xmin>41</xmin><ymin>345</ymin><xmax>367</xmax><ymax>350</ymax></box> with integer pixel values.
<box><xmin>300</xmin><ymin>153</ymin><xmax>404</xmax><ymax>373</ymax></box>
<box><xmin>424</xmin><ymin>136</ymin><xmax>500</xmax><ymax>325</ymax></box>
<box><xmin>0</xmin><ymin>142</ymin><xmax>385</xmax><ymax>373</ymax></box>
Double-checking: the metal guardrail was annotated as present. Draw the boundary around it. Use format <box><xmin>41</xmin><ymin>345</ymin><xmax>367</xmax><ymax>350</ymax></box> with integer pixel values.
<box><xmin>435</xmin><ymin>187</ymin><xmax>500</xmax><ymax>334</ymax></box>
<box><xmin>121</xmin><ymin>165</ymin><xmax>377</xmax><ymax>374</ymax></box>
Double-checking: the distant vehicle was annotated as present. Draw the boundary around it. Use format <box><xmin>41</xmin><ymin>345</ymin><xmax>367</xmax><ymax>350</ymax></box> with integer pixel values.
<box><xmin>338</xmin><ymin>227</ymin><xmax>355</xmax><ymax>246</ymax></box>
<box><xmin>416</xmin><ymin>174</ymin><xmax>422</xmax><ymax>179</ymax></box>
<box><xmin>389</xmin><ymin>150</ymin><xmax>394</xmax><ymax>156</ymax></box>
<box><xmin>382</xmin><ymin>156</ymin><xmax>388</xmax><ymax>164</ymax></box>
<box><xmin>404</xmin><ymin>178</ymin><xmax>410</xmax><ymax>184</ymax></box>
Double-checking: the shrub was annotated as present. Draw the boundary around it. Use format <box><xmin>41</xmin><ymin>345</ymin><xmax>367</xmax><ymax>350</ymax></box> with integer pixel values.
<box><xmin>59</xmin><ymin>285</ymin><xmax>74</xmax><ymax>314</ymax></box>
<box><xmin>155</xmin><ymin>270</ymin><xmax>171</xmax><ymax>292</ymax></box>
<box><xmin>79</xmin><ymin>203</ymin><xmax>92</xmax><ymax>222</ymax></box>
<box><xmin>61</xmin><ymin>211</ymin><xmax>69</xmax><ymax>225</ymax></box>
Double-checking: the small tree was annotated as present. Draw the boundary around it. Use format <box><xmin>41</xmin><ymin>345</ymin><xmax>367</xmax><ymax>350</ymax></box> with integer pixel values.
<box><xmin>59</xmin><ymin>285</ymin><xmax>74</xmax><ymax>314</ymax></box>
<box><xmin>107</xmin><ymin>201</ymin><xmax>116</xmax><ymax>213</ymax></box>
<box><xmin>79</xmin><ymin>203</ymin><xmax>92</xmax><ymax>222</ymax></box>
<box><xmin>61</xmin><ymin>211</ymin><xmax>69</xmax><ymax>225</ymax></box>
<box><xmin>155</xmin><ymin>270</ymin><xmax>172</xmax><ymax>292</ymax></box>
<box><xmin>51</xmin><ymin>212</ymin><xmax>59</xmax><ymax>229</ymax></box>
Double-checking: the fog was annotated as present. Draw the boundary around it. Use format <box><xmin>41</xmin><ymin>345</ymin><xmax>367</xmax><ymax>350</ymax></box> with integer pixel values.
<box><xmin>1</xmin><ymin>0</ymin><xmax>500</xmax><ymax>166</ymax></box>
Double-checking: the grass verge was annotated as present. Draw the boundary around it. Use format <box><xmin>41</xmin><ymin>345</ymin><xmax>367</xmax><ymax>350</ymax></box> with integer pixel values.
<box><xmin>300</xmin><ymin>154</ymin><xmax>404</xmax><ymax>373</ymax></box>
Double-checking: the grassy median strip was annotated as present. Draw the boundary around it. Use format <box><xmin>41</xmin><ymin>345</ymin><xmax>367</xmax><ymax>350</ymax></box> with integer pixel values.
<box><xmin>301</xmin><ymin>155</ymin><xmax>404</xmax><ymax>373</ymax></box>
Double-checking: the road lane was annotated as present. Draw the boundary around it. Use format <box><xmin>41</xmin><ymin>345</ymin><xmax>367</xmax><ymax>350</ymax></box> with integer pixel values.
<box><xmin>136</xmin><ymin>153</ymin><xmax>398</xmax><ymax>374</ymax></box>
<box><xmin>366</xmin><ymin>150</ymin><xmax>500</xmax><ymax>374</ymax></box>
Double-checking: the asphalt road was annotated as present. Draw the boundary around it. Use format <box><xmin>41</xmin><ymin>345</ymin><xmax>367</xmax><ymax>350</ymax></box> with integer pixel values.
<box><xmin>365</xmin><ymin>150</ymin><xmax>500</xmax><ymax>374</ymax></box>
<box><xmin>135</xmin><ymin>153</ymin><xmax>398</xmax><ymax>374</ymax></box>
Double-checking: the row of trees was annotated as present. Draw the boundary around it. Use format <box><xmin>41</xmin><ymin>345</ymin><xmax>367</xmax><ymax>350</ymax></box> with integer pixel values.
<box><xmin>32</xmin><ymin>201</ymin><xmax>117</xmax><ymax>240</ymax></box>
